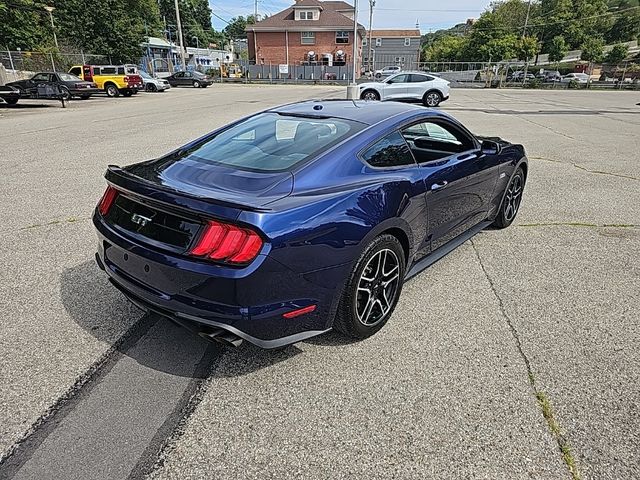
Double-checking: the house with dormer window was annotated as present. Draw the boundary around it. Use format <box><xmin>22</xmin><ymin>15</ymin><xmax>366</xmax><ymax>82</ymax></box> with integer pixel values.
<box><xmin>246</xmin><ymin>0</ymin><xmax>365</xmax><ymax>72</ymax></box>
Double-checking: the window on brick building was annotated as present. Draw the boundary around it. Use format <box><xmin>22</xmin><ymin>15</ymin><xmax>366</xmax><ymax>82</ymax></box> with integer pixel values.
<box><xmin>301</xmin><ymin>32</ymin><xmax>315</xmax><ymax>45</ymax></box>
<box><xmin>404</xmin><ymin>38</ymin><xmax>411</xmax><ymax>47</ymax></box>
<box><xmin>336</xmin><ymin>31</ymin><xmax>349</xmax><ymax>43</ymax></box>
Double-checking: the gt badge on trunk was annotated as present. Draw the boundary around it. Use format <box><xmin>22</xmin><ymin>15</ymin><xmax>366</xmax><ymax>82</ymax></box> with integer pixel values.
<box><xmin>131</xmin><ymin>213</ymin><xmax>151</xmax><ymax>227</ymax></box>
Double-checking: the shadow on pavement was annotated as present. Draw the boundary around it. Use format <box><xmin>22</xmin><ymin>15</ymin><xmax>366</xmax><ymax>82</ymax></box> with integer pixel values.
<box><xmin>211</xmin><ymin>343</ymin><xmax>303</xmax><ymax>378</ymax></box>
<box><xmin>60</xmin><ymin>259</ymin><xmax>216</xmax><ymax>378</ymax></box>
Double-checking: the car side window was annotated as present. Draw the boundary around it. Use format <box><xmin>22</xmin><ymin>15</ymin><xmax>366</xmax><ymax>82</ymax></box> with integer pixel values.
<box><xmin>32</xmin><ymin>73</ymin><xmax>49</xmax><ymax>82</ymax></box>
<box><xmin>361</xmin><ymin>131</ymin><xmax>416</xmax><ymax>168</ymax></box>
<box><xmin>387</xmin><ymin>74</ymin><xmax>409</xmax><ymax>84</ymax></box>
<box><xmin>409</xmin><ymin>74</ymin><xmax>434</xmax><ymax>82</ymax></box>
<box><xmin>69</xmin><ymin>67</ymin><xmax>81</xmax><ymax>76</ymax></box>
<box><xmin>401</xmin><ymin>120</ymin><xmax>475</xmax><ymax>163</ymax></box>
<box><xmin>174</xmin><ymin>72</ymin><xmax>183</xmax><ymax>78</ymax></box>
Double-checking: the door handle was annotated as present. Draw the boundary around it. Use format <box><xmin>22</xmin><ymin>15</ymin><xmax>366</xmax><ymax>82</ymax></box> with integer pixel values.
<box><xmin>431</xmin><ymin>181</ymin><xmax>448</xmax><ymax>191</ymax></box>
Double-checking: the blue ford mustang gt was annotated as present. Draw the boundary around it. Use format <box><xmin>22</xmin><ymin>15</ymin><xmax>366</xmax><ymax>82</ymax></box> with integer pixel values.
<box><xmin>94</xmin><ymin>100</ymin><xmax>527</xmax><ymax>348</ymax></box>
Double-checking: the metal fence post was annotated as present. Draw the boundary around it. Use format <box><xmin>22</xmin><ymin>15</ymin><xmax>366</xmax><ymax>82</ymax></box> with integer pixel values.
<box><xmin>50</xmin><ymin>52</ymin><xmax>56</xmax><ymax>72</ymax></box>
<box><xmin>7</xmin><ymin>47</ymin><xmax>18</xmax><ymax>81</ymax></box>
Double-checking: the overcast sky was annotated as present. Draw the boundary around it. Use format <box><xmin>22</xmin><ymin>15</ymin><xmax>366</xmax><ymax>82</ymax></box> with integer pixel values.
<box><xmin>209</xmin><ymin>0</ymin><xmax>493</xmax><ymax>33</ymax></box>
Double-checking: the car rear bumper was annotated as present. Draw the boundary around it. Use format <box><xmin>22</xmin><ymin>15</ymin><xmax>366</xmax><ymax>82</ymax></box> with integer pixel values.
<box><xmin>93</xmin><ymin>212</ymin><xmax>341</xmax><ymax>348</ymax></box>
<box><xmin>70</xmin><ymin>88</ymin><xmax>100</xmax><ymax>96</ymax></box>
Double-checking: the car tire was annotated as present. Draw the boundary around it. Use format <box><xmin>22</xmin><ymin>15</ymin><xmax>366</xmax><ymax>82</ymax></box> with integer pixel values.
<box><xmin>360</xmin><ymin>89</ymin><xmax>380</xmax><ymax>101</ymax></box>
<box><xmin>423</xmin><ymin>90</ymin><xmax>442</xmax><ymax>107</ymax></box>
<box><xmin>492</xmin><ymin>168</ymin><xmax>525</xmax><ymax>229</ymax></box>
<box><xmin>80</xmin><ymin>95</ymin><xmax>90</xmax><ymax>100</ymax></box>
<box><xmin>375</xmin><ymin>73</ymin><xmax>382</xmax><ymax>79</ymax></box>
<box><xmin>60</xmin><ymin>86</ymin><xmax>71</xmax><ymax>101</ymax></box>
<box><xmin>193</xmin><ymin>80</ymin><xmax>201</xmax><ymax>88</ymax></box>
<box><xmin>122</xmin><ymin>91</ymin><xmax>133</xmax><ymax>97</ymax></box>
<box><xmin>105</xmin><ymin>84</ymin><xmax>119</xmax><ymax>97</ymax></box>
<box><xmin>333</xmin><ymin>234</ymin><xmax>406</xmax><ymax>340</ymax></box>
<box><xmin>146</xmin><ymin>83</ymin><xmax>157</xmax><ymax>92</ymax></box>
<box><xmin>6</xmin><ymin>97</ymin><xmax>18</xmax><ymax>105</ymax></box>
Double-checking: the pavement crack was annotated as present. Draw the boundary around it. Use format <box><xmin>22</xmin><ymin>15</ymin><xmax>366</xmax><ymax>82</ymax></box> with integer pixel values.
<box><xmin>517</xmin><ymin>222</ymin><xmax>637</xmax><ymax>229</ymax></box>
<box><xmin>531</xmin><ymin>156</ymin><xmax>639</xmax><ymax>182</ymax></box>
<box><xmin>515</xmin><ymin>116</ymin><xmax>576</xmax><ymax>140</ymax></box>
<box><xmin>19</xmin><ymin>216</ymin><xmax>91</xmax><ymax>232</ymax></box>
<box><xmin>471</xmin><ymin>240</ymin><xmax>581</xmax><ymax>480</ymax></box>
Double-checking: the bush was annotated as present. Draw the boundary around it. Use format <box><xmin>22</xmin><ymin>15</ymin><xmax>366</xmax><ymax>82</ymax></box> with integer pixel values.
<box><xmin>568</xmin><ymin>79</ymin><xmax>581</xmax><ymax>89</ymax></box>
<box><xmin>527</xmin><ymin>78</ymin><xmax>543</xmax><ymax>89</ymax></box>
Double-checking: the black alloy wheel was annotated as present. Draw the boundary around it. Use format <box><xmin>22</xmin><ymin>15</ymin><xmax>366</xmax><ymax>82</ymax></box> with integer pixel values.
<box><xmin>333</xmin><ymin>234</ymin><xmax>406</xmax><ymax>339</ymax></box>
<box><xmin>493</xmin><ymin>168</ymin><xmax>525</xmax><ymax>229</ymax></box>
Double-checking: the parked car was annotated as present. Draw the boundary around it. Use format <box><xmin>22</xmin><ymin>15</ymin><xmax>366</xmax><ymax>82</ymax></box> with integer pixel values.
<box><xmin>139</xmin><ymin>71</ymin><xmax>171</xmax><ymax>92</ymax></box>
<box><xmin>68</xmin><ymin>64</ymin><xmax>143</xmax><ymax>97</ymax></box>
<box><xmin>374</xmin><ymin>65</ymin><xmax>402</xmax><ymax>79</ymax></box>
<box><xmin>536</xmin><ymin>70</ymin><xmax>562</xmax><ymax>82</ymax></box>
<box><xmin>93</xmin><ymin>100</ymin><xmax>527</xmax><ymax>349</ymax></box>
<box><xmin>358</xmin><ymin>72</ymin><xmax>450</xmax><ymax>107</ymax></box>
<box><xmin>508</xmin><ymin>71</ymin><xmax>535</xmax><ymax>82</ymax></box>
<box><xmin>7</xmin><ymin>72</ymin><xmax>99</xmax><ymax>100</ymax></box>
<box><xmin>165</xmin><ymin>71</ymin><xmax>213</xmax><ymax>88</ymax></box>
<box><xmin>0</xmin><ymin>85</ymin><xmax>20</xmax><ymax>105</ymax></box>
<box><xmin>561</xmin><ymin>73</ymin><xmax>590</xmax><ymax>84</ymax></box>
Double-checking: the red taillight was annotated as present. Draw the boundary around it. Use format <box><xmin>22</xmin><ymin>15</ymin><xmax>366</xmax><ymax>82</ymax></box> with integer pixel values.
<box><xmin>190</xmin><ymin>220</ymin><xmax>263</xmax><ymax>265</ymax></box>
<box><xmin>98</xmin><ymin>186</ymin><xmax>118</xmax><ymax>216</ymax></box>
<box><xmin>283</xmin><ymin>305</ymin><xmax>317</xmax><ymax>319</ymax></box>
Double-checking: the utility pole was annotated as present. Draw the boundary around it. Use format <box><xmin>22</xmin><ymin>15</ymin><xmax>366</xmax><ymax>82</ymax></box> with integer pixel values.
<box><xmin>521</xmin><ymin>0</ymin><xmax>533</xmax><ymax>84</ymax></box>
<box><xmin>367</xmin><ymin>0</ymin><xmax>375</xmax><ymax>74</ymax></box>
<box><xmin>254</xmin><ymin>0</ymin><xmax>258</xmax><ymax>20</ymax></box>
<box><xmin>346</xmin><ymin>0</ymin><xmax>359</xmax><ymax>99</ymax></box>
<box><xmin>174</xmin><ymin>0</ymin><xmax>186</xmax><ymax>70</ymax></box>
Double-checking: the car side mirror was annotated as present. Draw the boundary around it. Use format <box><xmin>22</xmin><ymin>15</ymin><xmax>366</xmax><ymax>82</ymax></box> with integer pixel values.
<box><xmin>480</xmin><ymin>140</ymin><xmax>501</xmax><ymax>155</ymax></box>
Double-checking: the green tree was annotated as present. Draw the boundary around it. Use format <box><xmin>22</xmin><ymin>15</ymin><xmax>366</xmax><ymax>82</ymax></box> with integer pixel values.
<box><xmin>606</xmin><ymin>0</ymin><xmax>640</xmax><ymax>43</ymax></box>
<box><xmin>159</xmin><ymin>0</ymin><xmax>214</xmax><ymax>47</ymax></box>
<box><xmin>604</xmin><ymin>43</ymin><xmax>629</xmax><ymax>64</ymax></box>
<box><xmin>0</xmin><ymin>0</ymin><xmax>49</xmax><ymax>50</ymax></box>
<box><xmin>548</xmin><ymin>35</ymin><xmax>569</xmax><ymax>64</ymax></box>
<box><xmin>223</xmin><ymin>15</ymin><xmax>256</xmax><ymax>39</ymax></box>
<box><xmin>580</xmin><ymin>37</ymin><xmax>605</xmax><ymax>63</ymax></box>
<box><xmin>424</xmin><ymin>35</ymin><xmax>468</xmax><ymax>61</ymax></box>
<box><xmin>517</xmin><ymin>36</ymin><xmax>540</xmax><ymax>60</ymax></box>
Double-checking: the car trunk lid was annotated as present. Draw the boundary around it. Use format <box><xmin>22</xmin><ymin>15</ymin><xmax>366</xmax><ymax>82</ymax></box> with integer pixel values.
<box><xmin>103</xmin><ymin>162</ymin><xmax>291</xmax><ymax>252</ymax></box>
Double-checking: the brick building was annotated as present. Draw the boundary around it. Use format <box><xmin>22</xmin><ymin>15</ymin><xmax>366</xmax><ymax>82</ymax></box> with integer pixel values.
<box><xmin>246</xmin><ymin>0</ymin><xmax>365</xmax><ymax>70</ymax></box>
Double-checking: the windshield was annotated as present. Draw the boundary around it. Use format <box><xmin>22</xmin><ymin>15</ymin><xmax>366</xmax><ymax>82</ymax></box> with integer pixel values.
<box><xmin>59</xmin><ymin>73</ymin><xmax>81</xmax><ymax>81</ymax></box>
<box><xmin>140</xmin><ymin>71</ymin><xmax>152</xmax><ymax>79</ymax></box>
<box><xmin>170</xmin><ymin>113</ymin><xmax>364</xmax><ymax>172</ymax></box>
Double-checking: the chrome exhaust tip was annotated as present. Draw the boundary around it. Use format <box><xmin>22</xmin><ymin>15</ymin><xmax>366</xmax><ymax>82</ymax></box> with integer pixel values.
<box><xmin>198</xmin><ymin>328</ymin><xmax>243</xmax><ymax>348</ymax></box>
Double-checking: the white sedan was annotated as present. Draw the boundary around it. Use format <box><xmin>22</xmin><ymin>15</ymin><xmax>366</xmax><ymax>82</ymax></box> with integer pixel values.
<box><xmin>358</xmin><ymin>72</ymin><xmax>451</xmax><ymax>107</ymax></box>
<box><xmin>561</xmin><ymin>73</ymin><xmax>590</xmax><ymax>84</ymax></box>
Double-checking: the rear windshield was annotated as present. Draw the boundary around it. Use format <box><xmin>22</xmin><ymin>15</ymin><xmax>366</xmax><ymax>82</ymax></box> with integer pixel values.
<box><xmin>59</xmin><ymin>73</ymin><xmax>81</xmax><ymax>81</ymax></box>
<box><xmin>173</xmin><ymin>112</ymin><xmax>364</xmax><ymax>172</ymax></box>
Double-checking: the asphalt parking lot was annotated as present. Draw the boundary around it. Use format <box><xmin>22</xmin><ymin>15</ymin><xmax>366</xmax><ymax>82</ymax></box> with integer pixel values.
<box><xmin>0</xmin><ymin>86</ymin><xmax>638</xmax><ymax>480</ymax></box>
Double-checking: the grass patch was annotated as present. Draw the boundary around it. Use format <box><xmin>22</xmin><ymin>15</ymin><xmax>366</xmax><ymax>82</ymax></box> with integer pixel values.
<box><xmin>535</xmin><ymin>391</ymin><xmax>581</xmax><ymax>480</ymax></box>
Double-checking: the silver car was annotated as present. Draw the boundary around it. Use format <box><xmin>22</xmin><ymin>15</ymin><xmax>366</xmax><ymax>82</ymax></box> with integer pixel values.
<box><xmin>140</xmin><ymin>71</ymin><xmax>171</xmax><ymax>92</ymax></box>
<box><xmin>358</xmin><ymin>71</ymin><xmax>451</xmax><ymax>107</ymax></box>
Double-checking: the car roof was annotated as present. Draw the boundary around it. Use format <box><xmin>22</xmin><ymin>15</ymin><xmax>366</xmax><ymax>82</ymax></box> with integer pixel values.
<box><xmin>270</xmin><ymin>100</ymin><xmax>443</xmax><ymax>126</ymax></box>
